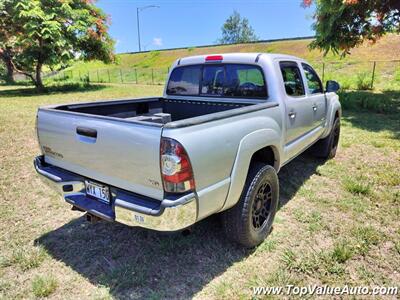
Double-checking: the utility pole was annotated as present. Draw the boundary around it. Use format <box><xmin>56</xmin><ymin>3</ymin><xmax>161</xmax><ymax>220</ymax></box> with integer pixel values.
<box><xmin>137</xmin><ymin>5</ymin><xmax>159</xmax><ymax>52</ymax></box>
<box><xmin>137</xmin><ymin>7</ymin><xmax>141</xmax><ymax>52</ymax></box>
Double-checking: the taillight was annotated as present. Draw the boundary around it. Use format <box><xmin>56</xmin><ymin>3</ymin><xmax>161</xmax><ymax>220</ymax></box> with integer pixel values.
<box><xmin>160</xmin><ymin>137</ymin><xmax>195</xmax><ymax>193</ymax></box>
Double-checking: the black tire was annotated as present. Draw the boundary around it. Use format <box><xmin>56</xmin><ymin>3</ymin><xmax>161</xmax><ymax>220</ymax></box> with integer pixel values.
<box><xmin>222</xmin><ymin>163</ymin><xmax>279</xmax><ymax>248</ymax></box>
<box><xmin>311</xmin><ymin>117</ymin><xmax>340</xmax><ymax>159</ymax></box>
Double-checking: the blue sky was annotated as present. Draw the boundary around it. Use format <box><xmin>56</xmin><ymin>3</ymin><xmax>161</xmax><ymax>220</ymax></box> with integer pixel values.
<box><xmin>97</xmin><ymin>0</ymin><xmax>316</xmax><ymax>53</ymax></box>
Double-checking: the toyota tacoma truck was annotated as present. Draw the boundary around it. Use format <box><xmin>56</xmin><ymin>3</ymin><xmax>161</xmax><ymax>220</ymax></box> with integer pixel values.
<box><xmin>34</xmin><ymin>53</ymin><xmax>341</xmax><ymax>247</ymax></box>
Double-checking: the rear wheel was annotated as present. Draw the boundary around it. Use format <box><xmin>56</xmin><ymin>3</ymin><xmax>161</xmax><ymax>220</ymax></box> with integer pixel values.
<box><xmin>311</xmin><ymin>117</ymin><xmax>340</xmax><ymax>159</ymax></box>
<box><xmin>222</xmin><ymin>163</ymin><xmax>279</xmax><ymax>248</ymax></box>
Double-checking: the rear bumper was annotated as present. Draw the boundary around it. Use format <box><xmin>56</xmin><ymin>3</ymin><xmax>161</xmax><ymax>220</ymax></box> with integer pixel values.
<box><xmin>34</xmin><ymin>155</ymin><xmax>197</xmax><ymax>231</ymax></box>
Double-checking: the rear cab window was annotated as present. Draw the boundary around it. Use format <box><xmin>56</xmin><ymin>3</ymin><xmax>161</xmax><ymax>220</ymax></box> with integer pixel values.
<box><xmin>167</xmin><ymin>64</ymin><xmax>267</xmax><ymax>99</ymax></box>
<box><xmin>166</xmin><ymin>65</ymin><xmax>201</xmax><ymax>96</ymax></box>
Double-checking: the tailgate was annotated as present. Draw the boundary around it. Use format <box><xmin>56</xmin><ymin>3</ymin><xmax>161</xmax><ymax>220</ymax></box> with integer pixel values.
<box><xmin>37</xmin><ymin>109</ymin><xmax>164</xmax><ymax>200</ymax></box>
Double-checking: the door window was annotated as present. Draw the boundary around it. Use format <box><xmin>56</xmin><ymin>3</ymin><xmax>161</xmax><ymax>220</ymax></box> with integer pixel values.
<box><xmin>279</xmin><ymin>62</ymin><xmax>305</xmax><ymax>97</ymax></box>
<box><xmin>302</xmin><ymin>63</ymin><xmax>323</xmax><ymax>94</ymax></box>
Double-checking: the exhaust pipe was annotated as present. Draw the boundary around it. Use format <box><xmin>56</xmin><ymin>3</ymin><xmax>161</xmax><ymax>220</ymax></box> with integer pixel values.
<box><xmin>86</xmin><ymin>213</ymin><xmax>102</xmax><ymax>224</ymax></box>
<box><xmin>181</xmin><ymin>227</ymin><xmax>192</xmax><ymax>236</ymax></box>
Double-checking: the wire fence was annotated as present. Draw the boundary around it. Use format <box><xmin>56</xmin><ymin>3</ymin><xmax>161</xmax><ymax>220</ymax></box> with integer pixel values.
<box><xmin>314</xmin><ymin>60</ymin><xmax>400</xmax><ymax>91</ymax></box>
<box><xmin>45</xmin><ymin>67</ymin><xmax>170</xmax><ymax>86</ymax></box>
<box><xmin>25</xmin><ymin>59</ymin><xmax>400</xmax><ymax>91</ymax></box>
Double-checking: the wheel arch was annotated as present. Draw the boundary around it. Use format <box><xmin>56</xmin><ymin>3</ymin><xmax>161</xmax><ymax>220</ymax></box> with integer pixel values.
<box><xmin>221</xmin><ymin>129</ymin><xmax>281</xmax><ymax>212</ymax></box>
<box><xmin>321</xmin><ymin>97</ymin><xmax>342</xmax><ymax>139</ymax></box>
<box><xmin>334</xmin><ymin>109</ymin><xmax>340</xmax><ymax>120</ymax></box>
<box><xmin>249</xmin><ymin>145</ymin><xmax>280</xmax><ymax>171</ymax></box>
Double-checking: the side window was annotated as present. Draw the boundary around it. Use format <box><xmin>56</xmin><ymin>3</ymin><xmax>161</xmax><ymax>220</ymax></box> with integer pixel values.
<box><xmin>279</xmin><ymin>62</ymin><xmax>305</xmax><ymax>97</ymax></box>
<box><xmin>302</xmin><ymin>63</ymin><xmax>323</xmax><ymax>94</ymax></box>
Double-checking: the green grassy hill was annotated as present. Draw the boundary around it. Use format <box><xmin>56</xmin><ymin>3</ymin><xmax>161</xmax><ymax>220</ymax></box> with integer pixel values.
<box><xmin>62</xmin><ymin>34</ymin><xmax>400</xmax><ymax>90</ymax></box>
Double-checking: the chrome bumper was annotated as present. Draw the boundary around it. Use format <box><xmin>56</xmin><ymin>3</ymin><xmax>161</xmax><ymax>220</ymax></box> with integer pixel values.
<box><xmin>34</xmin><ymin>156</ymin><xmax>198</xmax><ymax>231</ymax></box>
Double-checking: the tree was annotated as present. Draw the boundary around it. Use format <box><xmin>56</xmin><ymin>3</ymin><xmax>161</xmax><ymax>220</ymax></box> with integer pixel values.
<box><xmin>0</xmin><ymin>0</ymin><xmax>21</xmax><ymax>83</ymax></box>
<box><xmin>0</xmin><ymin>60</ymin><xmax>6</xmax><ymax>82</ymax></box>
<box><xmin>218</xmin><ymin>11</ymin><xmax>258</xmax><ymax>44</ymax></box>
<box><xmin>0</xmin><ymin>0</ymin><xmax>115</xmax><ymax>89</ymax></box>
<box><xmin>303</xmin><ymin>0</ymin><xmax>400</xmax><ymax>56</ymax></box>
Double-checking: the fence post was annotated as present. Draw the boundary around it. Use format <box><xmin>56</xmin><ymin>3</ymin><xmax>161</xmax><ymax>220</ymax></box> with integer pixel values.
<box><xmin>120</xmin><ymin>69</ymin><xmax>123</xmax><ymax>83</ymax></box>
<box><xmin>107</xmin><ymin>69</ymin><xmax>111</xmax><ymax>83</ymax></box>
<box><xmin>370</xmin><ymin>61</ymin><xmax>376</xmax><ymax>89</ymax></box>
<box><xmin>322</xmin><ymin>62</ymin><xmax>325</xmax><ymax>83</ymax></box>
<box><xmin>135</xmin><ymin>69</ymin><xmax>138</xmax><ymax>84</ymax></box>
<box><xmin>151</xmin><ymin>69</ymin><xmax>154</xmax><ymax>85</ymax></box>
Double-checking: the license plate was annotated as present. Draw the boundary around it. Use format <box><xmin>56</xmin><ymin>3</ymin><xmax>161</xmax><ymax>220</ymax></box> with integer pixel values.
<box><xmin>85</xmin><ymin>180</ymin><xmax>110</xmax><ymax>204</ymax></box>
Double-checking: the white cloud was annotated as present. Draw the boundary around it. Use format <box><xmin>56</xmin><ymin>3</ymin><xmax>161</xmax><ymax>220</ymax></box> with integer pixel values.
<box><xmin>152</xmin><ymin>37</ymin><xmax>163</xmax><ymax>47</ymax></box>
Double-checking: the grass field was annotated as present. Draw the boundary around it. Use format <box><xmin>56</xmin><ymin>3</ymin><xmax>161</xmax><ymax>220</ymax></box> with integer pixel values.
<box><xmin>0</xmin><ymin>83</ymin><xmax>399</xmax><ymax>299</ymax></box>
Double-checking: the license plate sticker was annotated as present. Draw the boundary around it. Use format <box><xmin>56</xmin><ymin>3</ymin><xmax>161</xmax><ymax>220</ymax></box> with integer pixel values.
<box><xmin>85</xmin><ymin>180</ymin><xmax>110</xmax><ymax>204</ymax></box>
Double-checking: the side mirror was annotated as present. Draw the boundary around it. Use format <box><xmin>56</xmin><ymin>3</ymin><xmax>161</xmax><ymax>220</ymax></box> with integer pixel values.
<box><xmin>325</xmin><ymin>80</ymin><xmax>340</xmax><ymax>93</ymax></box>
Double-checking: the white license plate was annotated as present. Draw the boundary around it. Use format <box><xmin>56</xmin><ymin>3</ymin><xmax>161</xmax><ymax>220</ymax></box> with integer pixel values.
<box><xmin>85</xmin><ymin>180</ymin><xmax>110</xmax><ymax>204</ymax></box>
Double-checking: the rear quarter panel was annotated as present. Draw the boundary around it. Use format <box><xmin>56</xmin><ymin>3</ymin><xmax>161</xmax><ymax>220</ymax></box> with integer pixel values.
<box><xmin>162</xmin><ymin>105</ymin><xmax>282</xmax><ymax>220</ymax></box>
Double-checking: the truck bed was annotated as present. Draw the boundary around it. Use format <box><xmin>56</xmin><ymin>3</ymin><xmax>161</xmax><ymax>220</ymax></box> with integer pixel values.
<box><xmin>54</xmin><ymin>97</ymin><xmax>252</xmax><ymax>124</ymax></box>
<box><xmin>38</xmin><ymin>97</ymin><xmax>275</xmax><ymax>200</ymax></box>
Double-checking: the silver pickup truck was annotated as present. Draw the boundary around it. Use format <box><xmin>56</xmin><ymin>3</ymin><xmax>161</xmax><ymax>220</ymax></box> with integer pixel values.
<box><xmin>34</xmin><ymin>53</ymin><xmax>341</xmax><ymax>247</ymax></box>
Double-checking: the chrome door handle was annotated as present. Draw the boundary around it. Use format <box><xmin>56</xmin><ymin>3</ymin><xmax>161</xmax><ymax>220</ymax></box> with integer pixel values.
<box><xmin>288</xmin><ymin>112</ymin><xmax>296</xmax><ymax>119</ymax></box>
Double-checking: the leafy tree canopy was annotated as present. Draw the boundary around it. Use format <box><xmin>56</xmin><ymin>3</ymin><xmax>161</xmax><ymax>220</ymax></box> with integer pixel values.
<box><xmin>218</xmin><ymin>10</ymin><xmax>258</xmax><ymax>44</ymax></box>
<box><xmin>303</xmin><ymin>0</ymin><xmax>400</xmax><ymax>56</ymax></box>
<box><xmin>0</xmin><ymin>0</ymin><xmax>115</xmax><ymax>88</ymax></box>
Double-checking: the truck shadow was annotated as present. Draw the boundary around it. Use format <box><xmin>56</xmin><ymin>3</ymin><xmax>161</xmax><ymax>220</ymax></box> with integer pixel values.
<box><xmin>278</xmin><ymin>152</ymin><xmax>323</xmax><ymax>207</ymax></box>
<box><xmin>35</xmin><ymin>152</ymin><xmax>323</xmax><ymax>299</ymax></box>
<box><xmin>36</xmin><ymin>215</ymin><xmax>250</xmax><ymax>299</ymax></box>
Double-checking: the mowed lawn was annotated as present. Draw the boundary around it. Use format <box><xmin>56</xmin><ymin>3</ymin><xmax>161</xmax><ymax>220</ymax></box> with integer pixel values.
<box><xmin>0</xmin><ymin>84</ymin><xmax>399</xmax><ymax>299</ymax></box>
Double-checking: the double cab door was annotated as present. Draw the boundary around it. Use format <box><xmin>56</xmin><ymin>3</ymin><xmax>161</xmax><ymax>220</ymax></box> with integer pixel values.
<box><xmin>301</xmin><ymin>63</ymin><xmax>327</xmax><ymax>128</ymax></box>
<box><xmin>279</xmin><ymin>60</ymin><xmax>327</xmax><ymax>157</ymax></box>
